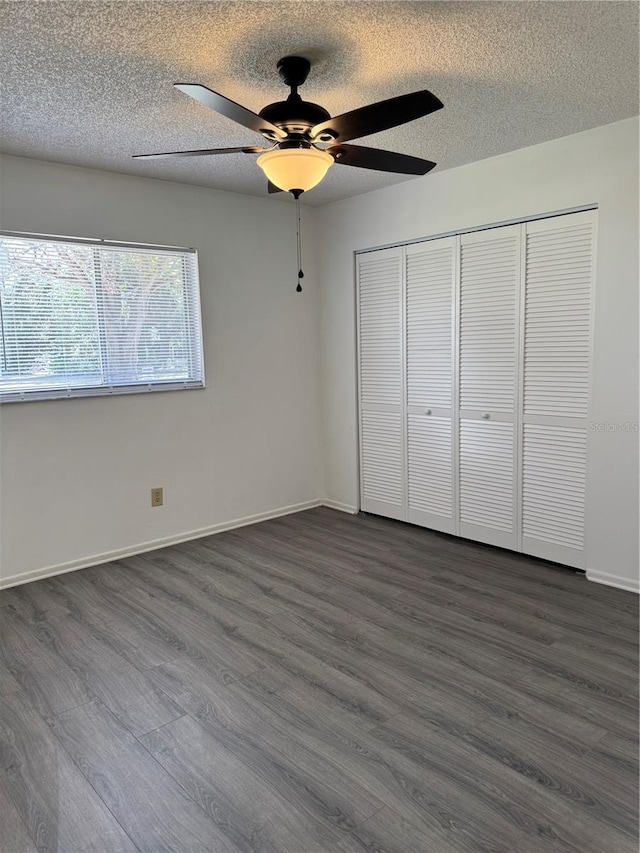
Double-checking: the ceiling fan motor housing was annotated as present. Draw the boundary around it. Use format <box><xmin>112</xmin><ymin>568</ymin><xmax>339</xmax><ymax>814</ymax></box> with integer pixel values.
<box><xmin>259</xmin><ymin>97</ymin><xmax>331</xmax><ymax>140</ymax></box>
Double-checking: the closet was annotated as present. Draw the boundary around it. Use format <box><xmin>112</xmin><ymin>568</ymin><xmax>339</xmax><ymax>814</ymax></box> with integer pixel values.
<box><xmin>357</xmin><ymin>209</ymin><xmax>595</xmax><ymax>569</ymax></box>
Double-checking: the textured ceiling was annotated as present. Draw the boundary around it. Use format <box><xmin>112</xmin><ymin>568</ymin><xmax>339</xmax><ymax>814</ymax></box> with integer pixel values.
<box><xmin>1</xmin><ymin>1</ymin><xmax>638</xmax><ymax>206</ymax></box>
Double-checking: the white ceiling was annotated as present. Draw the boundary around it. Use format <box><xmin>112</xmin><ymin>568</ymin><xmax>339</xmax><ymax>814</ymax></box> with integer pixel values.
<box><xmin>1</xmin><ymin>1</ymin><xmax>638</xmax><ymax>206</ymax></box>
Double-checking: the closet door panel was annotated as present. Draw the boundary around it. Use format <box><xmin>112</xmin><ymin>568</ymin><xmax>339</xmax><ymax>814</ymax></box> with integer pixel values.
<box><xmin>361</xmin><ymin>410</ymin><xmax>404</xmax><ymax>513</ymax></box>
<box><xmin>459</xmin><ymin>227</ymin><xmax>519</xmax><ymax>414</ymax></box>
<box><xmin>458</xmin><ymin>225</ymin><xmax>520</xmax><ymax>549</ymax></box>
<box><xmin>358</xmin><ymin>248</ymin><xmax>405</xmax><ymax>520</ymax></box>
<box><xmin>406</xmin><ymin>239</ymin><xmax>454</xmax><ymax>409</ymax></box>
<box><xmin>405</xmin><ymin>238</ymin><xmax>455</xmax><ymax>532</ymax></box>
<box><xmin>459</xmin><ymin>419</ymin><xmax>516</xmax><ymax>548</ymax></box>
<box><xmin>407</xmin><ymin>414</ymin><xmax>454</xmax><ymax>533</ymax></box>
<box><xmin>521</xmin><ymin>210</ymin><xmax>594</xmax><ymax>567</ymax></box>
<box><xmin>522</xmin><ymin>424</ymin><xmax>586</xmax><ymax>566</ymax></box>
<box><xmin>524</xmin><ymin>211</ymin><xmax>593</xmax><ymax>419</ymax></box>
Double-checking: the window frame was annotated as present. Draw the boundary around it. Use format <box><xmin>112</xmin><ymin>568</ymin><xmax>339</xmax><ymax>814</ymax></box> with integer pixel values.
<box><xmin>0</xmin><ymin>230</ymin><xmax>205</xmax><ymax>403</ymax></box>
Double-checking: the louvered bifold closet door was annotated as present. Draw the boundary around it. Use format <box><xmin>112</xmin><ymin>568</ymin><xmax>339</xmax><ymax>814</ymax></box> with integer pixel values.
<box><xmin>405</xmin><ymin>238</ymin><xmax>455</xmax><ymax>533</ymax></box>
<box><xmin>521</xmin><ymin>210</ymin><xmax>594</xmax><ymax>568</ymax></box>
<box><xmin>358</xmin><ymin>248</ymin><xmax>405</xmax><ymax>520</ymax></box>
<box><xmin>458</xmin><ymin>224</ymin><xmax>520</xmax><ymax>549</ymax></box>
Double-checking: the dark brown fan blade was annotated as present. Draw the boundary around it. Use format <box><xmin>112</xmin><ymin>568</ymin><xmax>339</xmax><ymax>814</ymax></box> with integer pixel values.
<box><xmin>133</xmin><ymin>146</ymin><xmax>269</xmax><ymax>160</ymax></box>
<box><xmin>267</xmin><ymin>181</ymin><xmax>284</xmax><ymax>194</ymax></box>
<box><xmin>329</xmin><ymin>143</ymin><xmax>436</xmax><ymax>175</ymax></box>
<box><xmin>175</xmin><ymin>84</ymin><xmax>286</xmax><ymax>139</ymax></box>
<box><xmin>311</xmin><ymin>90</ymin><xmax>442</xmax><ymax>143</ymax></box>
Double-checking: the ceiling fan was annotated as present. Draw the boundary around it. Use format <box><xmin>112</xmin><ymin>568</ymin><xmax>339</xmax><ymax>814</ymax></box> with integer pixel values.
<box><xmin>133</xmin><ymin>55</ymin><xmax>443</xmax><ymax>196</ymax></box>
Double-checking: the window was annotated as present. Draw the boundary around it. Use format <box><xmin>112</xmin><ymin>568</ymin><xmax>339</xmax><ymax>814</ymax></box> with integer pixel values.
<box><xmin>0</xmin><ymin>232</ymin><xmax>204</xmax><ymax>402</ymax></box>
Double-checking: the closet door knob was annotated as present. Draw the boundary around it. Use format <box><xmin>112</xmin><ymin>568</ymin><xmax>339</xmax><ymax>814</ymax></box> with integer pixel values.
<box><xmin>482</xmin><ymin>412</ymin><xmax>491</xmax><ymax>420</ymax></box>
<box><xmin>425</xmin><ymin>409</ymin><xmax>432</xmax><ymax>415</ymax></box>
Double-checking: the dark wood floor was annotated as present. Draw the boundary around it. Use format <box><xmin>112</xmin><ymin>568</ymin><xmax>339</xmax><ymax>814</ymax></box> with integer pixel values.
<box><xmin>0</xmin><ymin>508</ymin><xmax>637</xmax><ymax>853</ymax></box>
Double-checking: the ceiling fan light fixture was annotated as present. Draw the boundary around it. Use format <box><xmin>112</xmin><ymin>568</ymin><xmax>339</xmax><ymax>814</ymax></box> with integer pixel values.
<box><xmin>256</xmin><ymin>147</ymin><xmax>333</xmax><ymax>193</ymax></box>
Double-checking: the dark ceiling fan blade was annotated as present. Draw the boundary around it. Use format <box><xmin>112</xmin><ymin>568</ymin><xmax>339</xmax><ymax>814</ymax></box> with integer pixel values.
<box><xmin>267</xmin><ymin>181</ymin><xmax>284</xmax><ymax>194</ymax></box>
<box><xmin>132</xmin><ymin>145</ymin><xmax>270</xmax><ymax>160</ymax></box>
<box><xmin>311</xmin><ymin>90</ymin><xmax>443</xmax><ymax>143</ymax></box>
<box><xmin>329</xmin><ymin>143</ymin><xmax>436</xmax><ymax>175</ymax></box>
<box><xmin>175</xmin><ymin>84</ymin><xmax>286</xmax><ymax>139</ymax></box>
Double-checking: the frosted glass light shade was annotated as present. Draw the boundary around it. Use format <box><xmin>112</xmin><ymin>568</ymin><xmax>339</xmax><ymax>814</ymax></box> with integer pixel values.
<box><xmin>257</xmin><ymin>148</ymin><xmax>333</xmax><ymax>193</ymax></box>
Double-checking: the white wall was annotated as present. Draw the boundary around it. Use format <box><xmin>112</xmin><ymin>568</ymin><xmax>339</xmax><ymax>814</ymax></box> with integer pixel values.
<box><xmin>316</xmin><ymin>117</ymin><xmax>639</xmax><ymax>592</ymax></box>
<box><xmin>0</xmin><ymin>155</ymin><xmax>323</xmax><ymax>586</ymax></box>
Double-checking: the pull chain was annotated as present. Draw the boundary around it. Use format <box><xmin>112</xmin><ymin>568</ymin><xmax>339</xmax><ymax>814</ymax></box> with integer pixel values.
<box><xmin>295</xmin><ymin>192</ymin><xmax>304</xmax><ymax>292</ymax></box>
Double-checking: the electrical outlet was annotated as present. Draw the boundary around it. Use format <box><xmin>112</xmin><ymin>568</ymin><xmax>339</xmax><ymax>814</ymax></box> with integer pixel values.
<box><xmin>151</xmin><ymin>487</ymin><xmax>163</xmax><ymax>507</ymax></box>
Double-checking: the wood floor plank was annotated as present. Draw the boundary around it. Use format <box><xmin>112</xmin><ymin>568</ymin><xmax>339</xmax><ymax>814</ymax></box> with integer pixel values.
<box><xmin>369</xmin><ymin>711</ymin><xmax>638</xmax><ymax>853</ymax></box>
<box><xmin>204</xmin><ymin>528</ymin><xmax>614</xmax><ymax>700</ymax></box>
<box><xmin>549</xmin><ymin>632</ymin><xmax>639</xmax><ymax>679</ymax></box>
<box><xmin>32</xmin><ymin>610</ymin><xmax>184</xmax><ymax>737</ymax></box>
<box><xmin>0</xmin><ymin>606</ymin><xmax>92</xmax><ymax>718</ymax></box>
<box><xmin>390</xmin><ymin>576</ymin><xmax>566</xmax><ymax>645</ymax></box>
<box><xmin>264</xmin><ymin>610</ymin><xmax>526</xmax><ymax>728</ymax></box>
<box><xmin>329</xmin><ymin>511</ymin><xmax>634</xmax><ymax>611</ymax></box>
<box><xmin>262</xmin><ymin>511</ymin><xmax>638</xmax><ymax>643</ymax></box>
<box><xmin>225</xmin><ymin>618</ymin><xmax>403</xmax><ymax>724</ymax></box>
<box><xmin>428</xmin><ymin>570</ymin><xmax>639</xmax><ymax>642</ymax></box>
<box><xmin>216</xmin><ymin>671</ymin><xmax>528</xmax><ymax>852</ymax></box>
<box><xmin>231</xmin><ymin>668</ymin><xmax>547</xmax><ymax>853</ymax></box>
<box><xmin>46</xmin><ymin>572</ymin><xmax>179</xmax><ymax>670</ymax></box>
<box><xmin>268</xmin><ymin>508</ymin><xmax>633</xmax><ymax>613</ymax></box>
<box><xmin>0</xmin><ymin>661</ymin><xmax>20</xmax><ymax>696</ymax></box>
<box><xmin>0</xmin><ymin>580</ymin><xmax>71</xmax><ymax>624</ymax></box>
<box><xmin>145</xmin><ymin>655</ymin><xmax>386</xmax><ymax>833</ymax></box>
<box><xmin>333</xmin><ymin>805</ymin><xmax>487</xmax><ymax>853</ymax></box>
<box><xmin>134</xmin><ymin>547</ymin><xmax>285</xmax><ymax>618</ymax></box>
<box><xmin>385</xmin><ymin>591</ymin><xmax>637</xmax><ymax>697</ymax></box>
<box><xmin>139</xmin><ymin>712</ymin><xmax>341</xmax><ymax>853</ymax></box>
<box><xmin>197</xmin><ymin>532</ymin><xmax>540</xmax><ymax>690</ymax></box>
<box><xmin>217</xmin><ymin>525</ymin><xmax>440</xmax><ymax>606</ymax></box>
<box><xmin>470</xmin><ymin>714</ymin><xmax>639</xmax><ymax>837</ymax></box>
<box><xmin>585</xmin><ymin>733</ymin><xmax>640</xmax><ymax>783</ymax></box>
<box><xmin>280</xmin><ymin>508</ymin><xmax>470</xmax><ymax>576</ymax></box>
<box><xmin>0</xmin><ymin>690</ymin><xmax>136</xmax><ymax>852</ymax></box>
<box><xmin>515</xmin><ymin>668</ymin><xmax>639</xmax><ymax>741</ymax></box>
<box><xmin>265</xmin><ymin>608</ymin><xmax>607</xmax><ymax>750</ymax></box>
<box><xmin>0</xmin><ymin>781</ymin><xmax>39</xmax><ymax>853</ymax></box>
<box><xmin>87</xmin><ymin>563</ymin><xmax>267</xmax><ymax>683</ymax></box>
<box><xmin>187</xmin><ymin>537</ymin><xmax>361</xmax><ymax>627</ymax></box>
<box><xmin>120</xmin><ymin>551</ymin><xmax>290</xmax><ymax>636</ymax></box>
<box><xmin>141</xmin><ymin>607</ymin><xmax>402</xmax><ymax>727</ymax></box>
<box><xmin>49</xmin><ymin>698</ymin><xmax>242</xmax><ymax>853</ymax></box>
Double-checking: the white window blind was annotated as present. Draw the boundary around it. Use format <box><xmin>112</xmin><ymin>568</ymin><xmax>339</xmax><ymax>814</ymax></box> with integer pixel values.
<box><xmin>0</xmin><ymin>233</ymin><xmax>204</xmax><ymax>402</ymax></box>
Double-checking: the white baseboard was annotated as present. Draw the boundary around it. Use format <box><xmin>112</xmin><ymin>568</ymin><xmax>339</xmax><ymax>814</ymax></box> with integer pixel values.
<box><xmin>0</xmin><ymin>499</ymin><xmax>323</xmax><ymax>591</ymax></box>
<box><xmin>321</xmin><ymin>500</ymin><xmax>359</xmax><ymax>514</ymax></box>
<box><xmin>587</xmin><ymin>570</ymin><xmax>640</xmax><ymax>594</ymax></box>
<box><xmin>5</xmin><ymin>502</ymin><xmax>635</xmax><ymax>598</ymax></box>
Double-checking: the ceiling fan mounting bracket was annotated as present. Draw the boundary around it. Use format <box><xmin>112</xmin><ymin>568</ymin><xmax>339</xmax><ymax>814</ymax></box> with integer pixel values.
<box><xmin>277</xmin><ymin>56</ymin><xmax>311</xmax><ymax>91</ymax></box>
